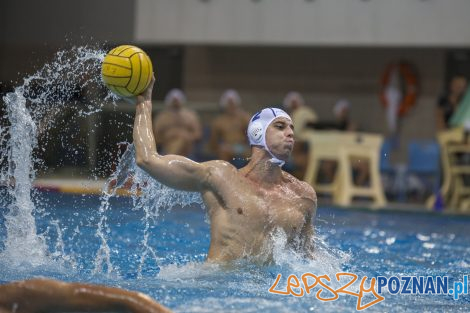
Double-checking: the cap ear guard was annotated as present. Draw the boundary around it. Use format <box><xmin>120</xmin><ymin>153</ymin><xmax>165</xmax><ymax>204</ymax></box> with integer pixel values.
<box><xmin>247</xmin><ymin>121</ymin><xmax>263</xmax><ymax>145</ymax></box>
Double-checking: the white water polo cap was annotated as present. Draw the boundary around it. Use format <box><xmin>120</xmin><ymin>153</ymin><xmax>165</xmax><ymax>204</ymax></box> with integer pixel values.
<box><xmin>247</xmin><ymin>108</ymin><xmax>292</xmax><ymax>167</ymax></box>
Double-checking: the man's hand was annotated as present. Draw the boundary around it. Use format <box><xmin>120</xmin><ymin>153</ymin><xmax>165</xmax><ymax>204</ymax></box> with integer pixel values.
<box><xmin>124</xmin><ymin>74</ymin><xmax>156</xmax><ymax>105</ymax></box>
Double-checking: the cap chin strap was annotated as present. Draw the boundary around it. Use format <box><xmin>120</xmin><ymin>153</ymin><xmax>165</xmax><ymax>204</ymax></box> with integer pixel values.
<box><xmin>251</xmin><ymin>145</ymin><xmax>285</xmax><ymax>167</ymax></box>
<box><xmin>269</xmin><ymin>159</ymin><xmax>285</xmax><ymax>167</ymax></box>
<box><xmin>267</xmin><ymin>151</ymin><xmax>285</xmax><ymax>167</ymax></box>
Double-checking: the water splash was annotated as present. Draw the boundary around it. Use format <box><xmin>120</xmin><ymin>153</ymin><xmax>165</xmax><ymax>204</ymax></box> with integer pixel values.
<box><xmin>49</xmin><ymin>219</ymin><xmax>77</xmax><ymax>268</ymax></box>
<box><xmin>1</xmin><ymin>88</ymin><xmax>48</xmax><ymax>267</ymax></box>
<box><xmin>132</xmin><ymin>166</ymin><xmax>203</xmax><ymax>278</ymax></box>
<box><xmin>98</xmin><ymin>143</ymin><xmax>203</xmax><ymax>277</ymax></box>
<box><xmin>0</xmin><ymin>45</ymin><xmax>203</xmax><ymax>277</ymax></box>
<box><xmin>269</xmin><ymin>228</ymin><xmax>349</xmax><ymax>276</ymax></box>
<box><xmin>93</xmin><ymin>193</ymin><xmax>116</xmax><ymax>275</ymax></box>
<box><xmin>0</xmin><ymin>46</ymin><xmax>106</xmax><ymax>268</ymax></box>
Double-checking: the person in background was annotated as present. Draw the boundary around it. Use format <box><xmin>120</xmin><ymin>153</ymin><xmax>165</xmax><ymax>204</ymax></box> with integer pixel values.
<box><xmin>152</xmin><ymin>89</ymin><xmax>202</xmax><ymax>158</ymax></box>
<box><xmin>436</xmin><ymin>75</ymin><xmax>470</xmax><ymax>188</ymax></box>
<box><xmin>437</xmin><ymin>75</ymin><xmax>468</xmax><ymax>131</ymax></box>
<box><xmin>283</xmin><ymin>91</ymin><xmax>318</xmax><ymax>179</ymax></box>
<box><xmin>209</xmin><ymin>89</ymin><xmax>251</xmax><ymax>165</ymax></box>
<box><xmin>283</xmin><ymin>91</ymin><xmax>318</xmax><ymax>139</ymax></box>
<box><xmin>320</xmin><ymin>98</ymin><xmax>368</xmax><ymax>185</ymax></box>
<box><xmin>333</xmin><ymin>98</ymin><xmax>357</xmax><ymax>131</ymax></box>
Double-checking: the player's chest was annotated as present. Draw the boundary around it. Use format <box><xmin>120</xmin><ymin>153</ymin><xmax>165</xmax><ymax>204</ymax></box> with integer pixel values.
<box><xmin>224</xmin><ymin>184</ymin><xmax>307</xmax><ymax>229</ymax></box>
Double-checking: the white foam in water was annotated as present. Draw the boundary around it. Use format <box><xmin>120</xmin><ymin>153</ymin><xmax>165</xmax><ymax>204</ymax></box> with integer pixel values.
<box><xmin>158</xmin><ymin>262</ymin><xmax>222</xmax><ymax>281</ymax></box>
<box><xmin>0</xmin><ymin>46</ymin><xmax>106</xmax><ymax>269</ymax></box>
<box><xmin>155</xmin><ymin>231</ymin><xmax>351</xmax><ymax>313</ymax></box>
<box><xmin>270</xmin><ymin>228</ymin><xmax>349</xmax><ymax>276</ymax></box>
<box><xmin>157</xmin><ymin>228</ymin><xmax>349</xmax><ymax>287</ymax></box>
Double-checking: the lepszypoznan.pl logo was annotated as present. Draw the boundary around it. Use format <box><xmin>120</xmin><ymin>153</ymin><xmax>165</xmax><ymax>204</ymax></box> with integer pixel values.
<box><xmin>269</xmin><ymin>273</ymin><xmax>468</xmax><ymax>311</ymax></box>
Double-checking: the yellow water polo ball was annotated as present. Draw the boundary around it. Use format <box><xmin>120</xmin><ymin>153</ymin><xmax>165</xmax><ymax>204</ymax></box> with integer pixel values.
<box><xmin>101</xmin><ymin>45</ymin><xmax>153</xmax><ymax>97</ymax></box>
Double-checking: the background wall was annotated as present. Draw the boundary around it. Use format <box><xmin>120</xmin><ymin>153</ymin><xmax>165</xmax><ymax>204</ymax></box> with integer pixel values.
<box><xmin>136</xmin><ymin>0</ymin><xmax>470</xmax><ymax>46</ymax></box>
<box><xmin>1</xmin><ymin>0</ymin><xmax>468</xmax><ymax>166</ymax></box>
<box><xmin>0</xmin><ymin>0</ymin><xmax>135</xmax><ymax>85</ymax></box>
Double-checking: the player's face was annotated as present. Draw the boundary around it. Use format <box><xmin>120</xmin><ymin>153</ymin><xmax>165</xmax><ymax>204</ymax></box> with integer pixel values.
<box><xmin>265</xmin><ymin>117</ymin><xmax>295</xmax><ymax>161</ymax></box>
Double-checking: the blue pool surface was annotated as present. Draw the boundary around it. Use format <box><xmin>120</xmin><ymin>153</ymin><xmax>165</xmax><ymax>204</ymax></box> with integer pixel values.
<box><xmin>1</xmin><ymin>191</ymin><xmax>470</xmax><ymax>312</ymax></box>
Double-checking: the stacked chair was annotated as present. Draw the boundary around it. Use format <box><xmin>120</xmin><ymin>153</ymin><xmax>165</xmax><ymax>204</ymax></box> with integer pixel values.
<box><xmin>303</xmin><ymin>131</ymin><xmax>386</xmax><ymax>208</ymax></box>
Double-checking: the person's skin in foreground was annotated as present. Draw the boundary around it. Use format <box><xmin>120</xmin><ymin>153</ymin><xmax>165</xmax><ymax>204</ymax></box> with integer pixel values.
<box><xmin>0</xmin><ymin>278</ymin><xmax>172</xmax><ymax>313</ymax></box>
<box><xmin>135</xmin><ymin>76</ymin><xmax>317</xmax><ymax>263</ymax></box>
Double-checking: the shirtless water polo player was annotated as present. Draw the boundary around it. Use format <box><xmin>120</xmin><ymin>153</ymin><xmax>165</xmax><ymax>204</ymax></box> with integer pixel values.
<box><xmin>0</xmin><ymin>77</ymin><xmax>317</xmax><ymax>313</ymax></box>
<box><xmin>134</xmin><ymin>77</ymin><xmax>317</xmax><ymax>262</ymax></box>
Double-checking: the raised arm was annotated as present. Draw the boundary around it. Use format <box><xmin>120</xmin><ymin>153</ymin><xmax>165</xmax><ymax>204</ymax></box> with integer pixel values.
<box><xmin>0</xmin><ymin>279</ymin><xmax>172</xmax><ymax>313</ymax></box>
<box><xmin>133</xmin><ymin>77</ymin><xmax>210</xmax><ymax>192</ymax></box>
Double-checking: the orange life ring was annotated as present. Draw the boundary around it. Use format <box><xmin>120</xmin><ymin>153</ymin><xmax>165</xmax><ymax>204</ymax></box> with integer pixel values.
<box><xmin>380</xmin><ymin>62</ymin><xmax>418</xmax><ymax>117</ymax></box>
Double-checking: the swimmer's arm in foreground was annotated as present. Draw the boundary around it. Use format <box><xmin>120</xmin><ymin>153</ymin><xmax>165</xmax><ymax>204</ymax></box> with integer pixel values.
<box><xmin>0</xmin><ymin>278</ymin><xmax>172</xmax><ymax>313</ymax></box>
<box><xmin>132</xmin><ymin>77</ymin><xmax>213</xmax><ymax>192</ymax></box>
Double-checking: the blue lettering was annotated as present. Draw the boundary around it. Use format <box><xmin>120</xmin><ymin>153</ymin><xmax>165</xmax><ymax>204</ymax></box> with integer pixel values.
<box><xmin>412</xmin><ymin>276</ymin><xmax>424</xmax><ymax>294</ymax></box>
<box><xmin>464</xmin><ymin>275</ymin><xmax>468</xmax><ymax>294</ymax></box>
<box><xmin>424</xmin><ymin>276</ymin><xmax>436</xmax><ymax>294</ymax></box>
<box><xmin>388</xmin><ymin>277</ymin><xmax>400</xmax><ymax>295</ymax></box>
<box><xmin>400</xmin><ymin>276</ymin><xmax>411</xmax><ymax>294</ymax></box>
<box><xmin>436</xmin><ymin>276</ymin><xmax>448</xmax><ymax>294</ymax></box>
<box><xmin>377</xmin><ymin>276</ymin><xmax>387</xmax><ymax>294</ymax></box>
<box><xmin>454</xmin><ymin>281</ymin><xmax>464</xmax><ymax>300</ymax></box>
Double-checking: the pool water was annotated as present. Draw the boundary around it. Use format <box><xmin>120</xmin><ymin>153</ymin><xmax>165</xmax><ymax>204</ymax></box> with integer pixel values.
<box><xmin>0</xmin><ymin>191</ymin><xmax>469</xmax><ymax>312</ymax></box>
<box><xmin>2</xmin><ymin>46</ymin><xmax>466</xmax><ymax>311</ymax></box>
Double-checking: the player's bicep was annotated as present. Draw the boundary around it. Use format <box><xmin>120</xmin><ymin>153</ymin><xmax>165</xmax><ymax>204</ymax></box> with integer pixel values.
<box><xmin>137</xmin><ymin>153</ymin><xmax>210</xmax><ymax>192</ymax></box>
